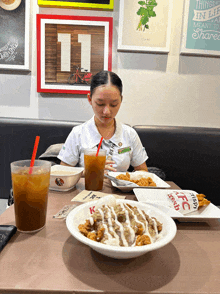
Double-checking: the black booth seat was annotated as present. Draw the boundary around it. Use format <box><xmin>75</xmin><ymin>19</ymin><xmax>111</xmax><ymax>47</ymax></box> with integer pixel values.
<box><xmin>0</xmin><ymin>117</ymin><xmax>82</xmax><ymax>200</ymax></box>
<box><xmin>0</xmin><ymin>117</ymin><xmax>220</xmax><ymax>206</ymax></box>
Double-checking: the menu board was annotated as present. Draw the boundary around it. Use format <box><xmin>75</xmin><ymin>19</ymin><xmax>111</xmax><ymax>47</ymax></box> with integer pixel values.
<box><xmin>0</xmin><ymin>0</ymin><xmax>29</xmax><ymax>70</ymax></box>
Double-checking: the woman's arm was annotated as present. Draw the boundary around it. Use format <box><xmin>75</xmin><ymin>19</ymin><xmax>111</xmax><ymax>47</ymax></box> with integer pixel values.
<box><xmin>60</xmin><ymin>161</ymin><xmax>72</xmax><ymax>167</ymax></box>
<box><xmin>133</xmin><ymin>162</ymin><xmax>148</xmax><ymax>172</ymax></box>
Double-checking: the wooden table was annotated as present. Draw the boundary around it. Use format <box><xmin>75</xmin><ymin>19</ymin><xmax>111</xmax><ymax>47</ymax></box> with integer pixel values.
<box><xmin>0</xmin><ymin>179</ymin><xmax>220</xmax><ymax>294</ymax></box>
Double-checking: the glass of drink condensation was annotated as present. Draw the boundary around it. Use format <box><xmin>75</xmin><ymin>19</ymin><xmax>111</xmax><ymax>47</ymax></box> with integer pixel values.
<box><xmin>10</xmin><ymin>159</ymin><xmax>51</xmax><ymax>233</ymax></box>
<box><xmin>84</xmin><ymin>149</ymin><xmax>106</xmax><ymax>191</ymax></box>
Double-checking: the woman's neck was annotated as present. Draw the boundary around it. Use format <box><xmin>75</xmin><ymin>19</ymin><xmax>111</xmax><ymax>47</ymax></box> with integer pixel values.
<box><xmin>94</xmin><ymin>117</ymin><xmax>116</xmax><ymax>140</ymax></box>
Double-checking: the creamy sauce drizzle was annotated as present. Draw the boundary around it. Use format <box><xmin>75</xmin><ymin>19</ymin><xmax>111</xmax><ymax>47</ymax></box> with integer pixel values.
<box><xmin>90</xmin><ymin>203</ymin><xmax>160</xmax><ymax>247</ymax></box>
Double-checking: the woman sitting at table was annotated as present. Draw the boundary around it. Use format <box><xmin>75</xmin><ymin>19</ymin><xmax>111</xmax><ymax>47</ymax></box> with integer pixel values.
<box><xmin>58</xmin><ymin>70</ymin><xmax>148</xmax><ymax>173</ymax></box>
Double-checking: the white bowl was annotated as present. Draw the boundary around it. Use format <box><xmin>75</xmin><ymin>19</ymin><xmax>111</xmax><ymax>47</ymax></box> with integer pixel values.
<box><xmin>66</xmin><ymin>199</ymin><xmax>177</xmax><ymax>259</ymax></box>
<box><xmin>49</xmin><ymin>165</ymin><xmax>84</xmax><ymax>191</ymax></box>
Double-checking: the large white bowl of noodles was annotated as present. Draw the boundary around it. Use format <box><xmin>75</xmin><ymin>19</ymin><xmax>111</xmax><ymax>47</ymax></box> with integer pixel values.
<box><xmin>66</xmin><ymin>197</ymin><xmax>177</xmax><ymax>259</ymax></box>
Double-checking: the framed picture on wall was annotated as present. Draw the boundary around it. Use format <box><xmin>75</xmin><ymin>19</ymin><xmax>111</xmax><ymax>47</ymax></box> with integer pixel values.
<box><xmin>0</xmin><ymin>0</ymin><xmax>30</xmax><ymax>70</ymax></box>
<box><xmin>37</xmin><ymin>14</ymin><xmax>113</xmax><ymax>94</ymax></box>
<box><xmin>181</xmin><ymin>0</ymin><xmax>220</xmax><ymax>56</ymax></box>
<box><xmin>38</xmin><ymin>0</ymin><xmax>114</xmax><ymax>10</ymax></box>
<box><xmin>117</xmin><ymin>0</ymin><xmax>173</xmax><ymax>53</ymax></box>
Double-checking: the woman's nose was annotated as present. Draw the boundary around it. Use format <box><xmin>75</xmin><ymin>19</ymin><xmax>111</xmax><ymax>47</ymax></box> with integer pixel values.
<box><xmin>103</xmin><ymin>106</ymin><xmax>111</xmax><ymax>115</ymax></box>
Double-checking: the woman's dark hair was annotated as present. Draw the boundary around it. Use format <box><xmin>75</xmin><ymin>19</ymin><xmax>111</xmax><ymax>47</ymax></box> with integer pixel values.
<box><xmin>90</xmin><ymin>71</ymin><xmax>123</xmax><ymax>97</ymax></box>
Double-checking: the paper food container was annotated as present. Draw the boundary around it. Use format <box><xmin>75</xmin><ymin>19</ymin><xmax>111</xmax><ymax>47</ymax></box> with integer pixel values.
<box><xmin>49</xmin><ymin>165</ymin><xmax>84</xmax><ymax>192</ymax></box>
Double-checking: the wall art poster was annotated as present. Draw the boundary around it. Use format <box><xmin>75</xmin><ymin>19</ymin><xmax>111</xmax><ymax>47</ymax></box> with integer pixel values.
<box><xmin>118</xmin><ymin>0</ymin><xmax>173</xmax><ymax>53</ymax></box>
<box><xmin>37</xmin><ymin>15</ymin><xmax>113</xmax><ymax>94</ymax></box>
<box><xmin>181</xmin><ymin>0</ymin><xmax>220</xmax><ymax>55</ymax></box>
<box><xmin>38</xmin><ymin>0</ymin><xmax>114</xmax><ymax>10</ymax></box>
<box><xmin>0</xmin><ymin>0</ymin><xmax>30</xmax><ymax>70</ymax></box>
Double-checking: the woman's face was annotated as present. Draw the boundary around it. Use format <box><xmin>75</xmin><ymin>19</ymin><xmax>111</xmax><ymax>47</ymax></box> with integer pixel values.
<box><xmin>88</xmin><ymin>84</ymin><xmax>122</xmax><ymax>125</ymax></box>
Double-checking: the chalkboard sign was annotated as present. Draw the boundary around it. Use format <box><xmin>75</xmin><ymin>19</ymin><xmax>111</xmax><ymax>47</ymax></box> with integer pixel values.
<box><xmin>181</xmin><ymin>0</ymin><xmax>220</xmax><ymax>56</ymax></box>
<box><xmin>0</xmin><ymin>0</ymin><xmax>30</xmax><ymax>70</ymax></box>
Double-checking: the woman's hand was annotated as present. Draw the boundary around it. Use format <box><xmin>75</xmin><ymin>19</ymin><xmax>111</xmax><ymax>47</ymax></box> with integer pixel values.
<box><xmin>104</xmin><ymin>160</ymin><xmax>117</xmax><ymax>174</ymax></box>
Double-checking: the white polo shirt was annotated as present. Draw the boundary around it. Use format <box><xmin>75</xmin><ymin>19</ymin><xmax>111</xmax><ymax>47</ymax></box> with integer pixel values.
<box><xmin>57</xmin><ymin>116</ymin><xmax>148</xmax><ymax>172</ymax></box>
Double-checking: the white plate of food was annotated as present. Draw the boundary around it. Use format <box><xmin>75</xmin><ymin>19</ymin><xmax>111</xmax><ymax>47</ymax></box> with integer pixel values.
<box><xmin>108</xmin><ymin>171</ymin><xmax>170</xmax><ymax>192</ymax></box>
<box><xmin>134</xmin><ymin>189</ymin><xmax>220</xmax><ymax>220</ymax></box>
<box><xmin>66</xmin><ymin>196</ymin><xmax>177</xmax><ymax>259</ymax></box>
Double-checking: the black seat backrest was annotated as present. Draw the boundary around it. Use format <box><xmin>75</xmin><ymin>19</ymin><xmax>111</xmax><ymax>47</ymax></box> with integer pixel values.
<box><xmin>0</xmin><ymin>118</ymin><xmax>82</xmax><ymax>199</ymax></box>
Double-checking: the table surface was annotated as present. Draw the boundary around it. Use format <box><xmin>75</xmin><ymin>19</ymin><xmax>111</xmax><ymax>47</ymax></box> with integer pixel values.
<box><xmin>0</xmin><ymin>178</ymin><xmax>220</xmax><ymax>294</ymax></box>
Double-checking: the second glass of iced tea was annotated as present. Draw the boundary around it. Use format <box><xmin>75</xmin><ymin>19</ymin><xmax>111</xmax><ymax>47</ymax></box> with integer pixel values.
<box><xmin>84</xmin><ymin>149</ymin><xmax>106</xmax><ymax>191</ymax></box>
<box><xmin>11</xmin><ymin>159</ymin><xmax>51</xmax><ymax>233</ymax></box>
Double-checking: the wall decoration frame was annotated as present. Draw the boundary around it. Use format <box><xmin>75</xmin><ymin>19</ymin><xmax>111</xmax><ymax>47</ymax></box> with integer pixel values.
<box><xmin>37</xmin><ymin>14</ymin><xmax>113</xmax><ymax>94</ymax></box>
<box><xmin>181</xmin><ymin>0</ymin><xmax>220</xmax><ymax>56</ymax></box>
<box><xmin>0</xmin><ymin>0</ymin><xmax>30</xmax><ymax>70</ymax></box>
<box><xmin>117</xmin><ymin>0</ymin><xmax>173</xmax><ymax>53</ymax></box>
<box><xmin>38</xmin><ymin>0</ymin><xmax>114</xmax><ymax>10</ymax></box>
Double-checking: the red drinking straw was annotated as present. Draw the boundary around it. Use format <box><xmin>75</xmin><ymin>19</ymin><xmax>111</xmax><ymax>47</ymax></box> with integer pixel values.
<box><xmin>29</xmin><ymin>136</ymin><xmax>40</xmax><ymax>174</ymax></box>
<box><xmin>96</xmin><ymin>137</ymin><xmax>103</xmax><ymax>157</ymax></box>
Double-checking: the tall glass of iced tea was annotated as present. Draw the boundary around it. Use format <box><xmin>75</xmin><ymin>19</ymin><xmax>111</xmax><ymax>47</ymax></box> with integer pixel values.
<box><xmin>84</xmin><ymin>149</ymin><xmax>106</xmax><ymax>191</ymax></box>
<box><xmin>11</xmin><ymin>160</ymin><xmax>51</xmax><ymax>233</ymax></box>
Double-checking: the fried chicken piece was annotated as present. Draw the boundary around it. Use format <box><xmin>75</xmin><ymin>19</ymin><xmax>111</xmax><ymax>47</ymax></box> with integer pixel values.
<box><xmin>136</xmin><ymin>177</ymin><xmax>156</xmax><ymax>187</ymax></box>
<box><xmin>136</xmin><ymin>225</ymin><xmax>144</xmax><ymax>235</ymax></box>
<box><xmin>197</xmin><ymin>194</ymin><xmax>206</xmax><ymax>201</ymax></box>
<box><xmin>78</xmin><ymin>224</ymin><xmax>89</xmax><ymax>237</ymax></box>
<box><xmin>148</xmin><ymin>178</ymin><xmax>157</xmax><ymax>186</ymax></box>
<box><xmin>78</xmin><ymin>219</ymin><xmax>94</xmax><ymax>237</ymax></box>
<box><xmin>116</xmin><ymin>173</ymin><xmax>157</xmax><ymax>187</ymax></box>
<box><xmin>136</xmin><ymin>235</ymin><xmax>151</xmax><ymax>246</ymax></box>
<box><xmin>197</xmin><ymin>194</ymin><xmax>210</xmax><ymax>207</ymax></box>
<box><xmin>96</xmin><ymin>227</ymin><xmax>105</xmax><ymax>241</ymax></box>
<box><xmin>198</xmin><ymin>198</ymin><xmax>211</xmax><ymax>207</ymax></box>
<box><xmin>116</xmin><ymin>172</ymin><xmax>130</xmax><ymax>181</ymax></box>
<box><xmin>87</xmin><ymin>232</ymin><xmax>97</xmax><ymax>241</ymax></box>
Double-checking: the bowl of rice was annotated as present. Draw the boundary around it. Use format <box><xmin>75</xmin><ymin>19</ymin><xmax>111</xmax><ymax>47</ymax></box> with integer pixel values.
<box><xmin>49</xmin><ymin>165</ymin><xmax>84</xmax><ymax>191</ymax></box>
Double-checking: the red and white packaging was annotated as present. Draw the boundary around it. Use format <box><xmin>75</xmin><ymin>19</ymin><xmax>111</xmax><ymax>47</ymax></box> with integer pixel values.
<box><xmin>167</xmin><ymin>191</ymin><xmax>199</xmax><ymax>215</ymax></box>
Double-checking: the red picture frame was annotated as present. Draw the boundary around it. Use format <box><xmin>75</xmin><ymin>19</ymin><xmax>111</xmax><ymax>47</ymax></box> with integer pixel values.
<box><xmin>37</xmin><ymin>14</ymin><xmax>113</xmax><ymax>94</ymax></box>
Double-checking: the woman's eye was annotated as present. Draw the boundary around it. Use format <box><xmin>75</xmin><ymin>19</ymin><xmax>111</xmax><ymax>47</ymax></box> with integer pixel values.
<box><xmin>96</xmin><ymin>103</ymin><xmax>118</xmax><ymax>107</ymax></box>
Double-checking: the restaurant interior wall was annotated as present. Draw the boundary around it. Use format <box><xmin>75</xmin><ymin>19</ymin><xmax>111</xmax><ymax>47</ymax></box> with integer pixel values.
<box><xmin>0</xmin><ymin>0</ymin><xmax>220</xmax><ymax>128</ymax></box>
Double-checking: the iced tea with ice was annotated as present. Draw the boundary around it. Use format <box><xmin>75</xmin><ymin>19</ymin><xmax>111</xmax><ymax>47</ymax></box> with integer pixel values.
<box><xmin>11</xmin><ymin>160</ymin><xmax>51</xmax><ymax>233</ymax></box>
<box><xmin>84</xmin><ymin>149</ymin><xmax>106</xmax><ymax>191</ymax></box>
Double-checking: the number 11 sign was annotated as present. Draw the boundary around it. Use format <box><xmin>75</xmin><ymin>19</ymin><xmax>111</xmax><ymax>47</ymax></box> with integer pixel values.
<box><xmin>37</xmin><ymin>15</ymin><xmax>113</xmax><ymax>94</ymax></box>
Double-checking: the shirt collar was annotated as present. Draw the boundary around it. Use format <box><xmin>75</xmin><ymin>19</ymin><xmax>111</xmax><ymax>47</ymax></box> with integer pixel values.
<box><xmin>86</xmin><ymin>116</ymin><xmax>124</xmax><ymax>148</ymax></box>
<box><xmin>85</xmin><ymin>116</ymin><xmax>102</xmax><ymax>148</ymax></box>
<box><xmin>110</xmin><ymin>118</ymin><xmax>123</xmax><ymax>147</ymax></box>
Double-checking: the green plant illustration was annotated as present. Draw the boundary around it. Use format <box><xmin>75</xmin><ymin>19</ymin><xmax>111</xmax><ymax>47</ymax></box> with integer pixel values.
<box><xmin>136</xmin><ymin>0</ymin><xmax>157</xmax><ymax>31</ymax></box>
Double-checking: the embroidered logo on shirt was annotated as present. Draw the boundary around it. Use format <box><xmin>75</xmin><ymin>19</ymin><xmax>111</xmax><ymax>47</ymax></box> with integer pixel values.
<box><xmin>118</xmin><ymin>147</ymin><xmax>131</xmax><ymax>154</ymax></box>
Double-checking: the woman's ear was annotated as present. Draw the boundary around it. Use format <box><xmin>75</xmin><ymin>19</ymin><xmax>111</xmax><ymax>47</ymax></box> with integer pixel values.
<box><xmin>87</xmin><ymin>93</ymin><xmax>92</xmax><ymax>105</ymax></box>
